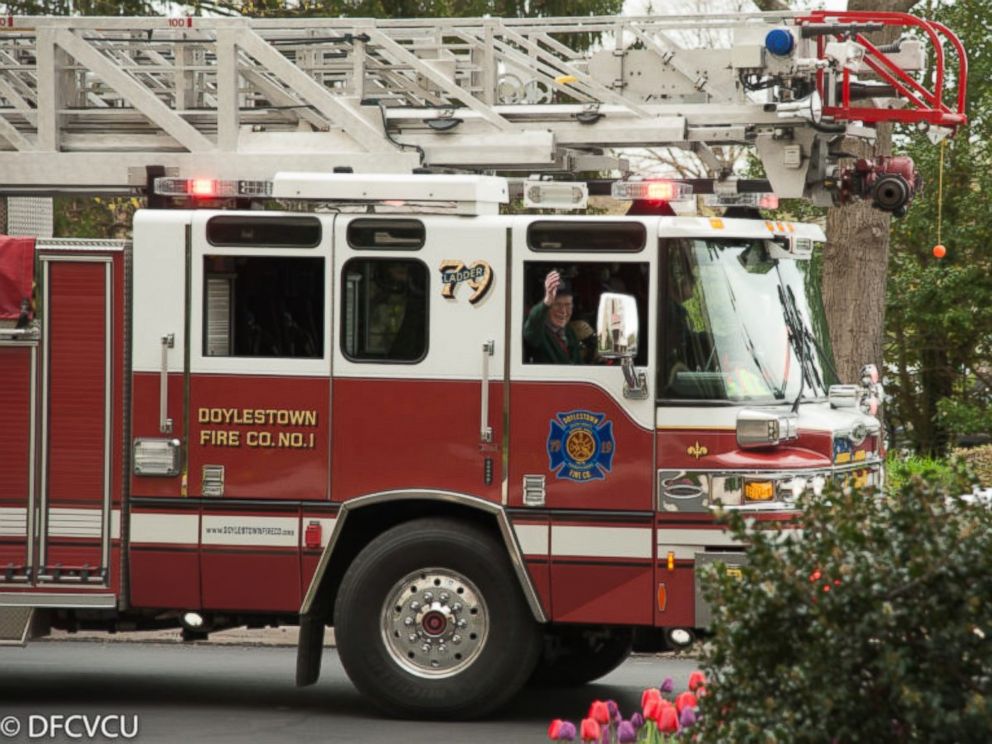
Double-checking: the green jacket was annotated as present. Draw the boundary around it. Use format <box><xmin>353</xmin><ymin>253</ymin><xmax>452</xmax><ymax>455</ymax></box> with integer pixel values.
<box><xmin>523</xmin><ymin>302</ymin><xmax>582</xmax><ymax>364</ymax></box>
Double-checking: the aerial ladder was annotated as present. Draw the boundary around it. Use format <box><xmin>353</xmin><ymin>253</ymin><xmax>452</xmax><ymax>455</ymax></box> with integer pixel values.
<box><xmin>0</xmin><ymin>10</ymin><xmax>968</xmax><ymax>213</ymax></box>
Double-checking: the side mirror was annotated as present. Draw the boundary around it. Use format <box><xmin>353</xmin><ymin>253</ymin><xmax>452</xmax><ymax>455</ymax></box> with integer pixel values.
<box><xmin>596</xmin><ymin>293</ymin><xmax>647</xmax><ymax>399</ymax></box>
<box><xmin>596</xmin><ymin>293</ymin><xmax>639</xmax><ymax>359</ymax></box>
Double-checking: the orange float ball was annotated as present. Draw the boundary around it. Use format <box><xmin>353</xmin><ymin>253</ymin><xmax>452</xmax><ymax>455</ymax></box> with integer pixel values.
<box><xmin>932</xmin><ymin>244</ymin><xmax>947</xmax><ymax>259</ymax></box>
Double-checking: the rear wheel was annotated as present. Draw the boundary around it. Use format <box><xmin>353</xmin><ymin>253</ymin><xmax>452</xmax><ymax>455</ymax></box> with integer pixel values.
<box><xmin>530</xmin><ymin>626</ymin><xmax>633</xmax><ymax>687</ymax></box>
<box><xmin>335</xmin><ymin>517</ymin><xmax>541</xmax><ymax>719</ymax></box>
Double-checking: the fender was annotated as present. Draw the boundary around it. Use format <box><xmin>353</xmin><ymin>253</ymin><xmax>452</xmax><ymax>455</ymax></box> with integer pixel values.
<box><xmin>299</xmin><ymin>489</ymin><xmax>548</xmax><ymax>623</ymax></box>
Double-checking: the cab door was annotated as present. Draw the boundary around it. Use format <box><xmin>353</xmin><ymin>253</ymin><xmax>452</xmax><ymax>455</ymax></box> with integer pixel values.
<box><xmin>507</xmin><ymin>217</ymin><xmax>658</xmax><ymax>625</ymax></box>
<box><xmin>187</xmin><ymin>212</ymin><xmax>333</xmax><ymax>612</ymax></box>
<box><xmin>330</xmin><ymin>214</ymin><xmax>506</xmax><ymax>503</ymax></box>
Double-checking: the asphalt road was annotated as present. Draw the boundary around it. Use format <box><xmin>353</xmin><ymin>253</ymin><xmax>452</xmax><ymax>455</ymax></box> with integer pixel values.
<box><xmin>0</xmin><ymin>641</ymin><xmax>700</xmax><ymax>743</ymax></box>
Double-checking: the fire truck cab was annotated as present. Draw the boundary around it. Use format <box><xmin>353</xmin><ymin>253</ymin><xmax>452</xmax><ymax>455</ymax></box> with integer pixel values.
<box><xmin>0</xmin><ymin>173</ymin><xmax>884</xmax><ymax>718</ymax></box>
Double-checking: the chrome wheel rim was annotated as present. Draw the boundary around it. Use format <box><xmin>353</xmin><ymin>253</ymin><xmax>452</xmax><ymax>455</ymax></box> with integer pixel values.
<box><xmin>381</xmin><ymin>567</ymin><xmax>489</xmax><ymax>679</ymax></box>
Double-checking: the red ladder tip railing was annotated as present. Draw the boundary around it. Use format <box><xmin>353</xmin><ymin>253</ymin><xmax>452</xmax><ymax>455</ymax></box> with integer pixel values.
<box><xmin>799</xmin><ymin>10</ymin><xmax>967</xmax><ymax>131</ymax></box>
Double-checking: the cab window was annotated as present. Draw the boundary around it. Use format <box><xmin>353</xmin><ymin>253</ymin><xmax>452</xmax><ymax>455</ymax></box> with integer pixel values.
<box><xmin>341</xmin><ymin>258</ymin><xmax>428</xmax><ymax>363</ymax></box>
<box><xmin>203</xmin><ymin>255</ymin><xmax>323</xmax><ymax>358</ymax></box>
<box><xmin>522</xmin><ymin>261</ymin><xmax>649</xmax><ymax>366</ymax></box>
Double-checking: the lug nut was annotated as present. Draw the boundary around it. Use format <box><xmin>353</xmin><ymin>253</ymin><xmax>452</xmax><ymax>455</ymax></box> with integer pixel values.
<box><xmin>421</xmin><ymin>643</ymin><xmax>431</xmax><ymax>653</ymax></box>
<box><xmin>404</xmin><ymin>617</ymin><xmax>414</xmax><ymax>626</ymax></box>
<box><xmin>410</xmin><ymin>601</ymin><xmax>420</xmax><ymax>611</ymax></box>
<box><xmin>423</xmin><ymin>592</ymin><xmax>433</xmax><ymax>602</ymax></box>
<box><xmin>457</xmin><ymin>619</ymin><xmax>467</xmax><ymax>628</ymax></box>
<box><xmin>452</xmin><ymin>603</ymin><xmax>463</xmax><ymax>612</ymax></box>
<box><xmin>439</xmin><ymin>592</ymin><xmax>449</xmax><ymax>603</ymax></box>
<box><xmin>408</xmin><ymin>634</ymin><xmax>418</xmax><ymax>643</ymax></box>
<box><xmin>451</xmin><ymin>634</ymin><xmax>461</xmax><ymax>645</ymax></box>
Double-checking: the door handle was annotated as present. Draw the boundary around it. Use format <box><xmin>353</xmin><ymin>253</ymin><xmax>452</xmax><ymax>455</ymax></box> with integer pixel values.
<box><xmin>160</xmin><ymin>333</ymin><xmax>175</xmax><ymax>434</ymax></box>
<box><xmin>480</xmin><ymin>340</ymin><xmax>494</xmax><ymax>443</ymax></box>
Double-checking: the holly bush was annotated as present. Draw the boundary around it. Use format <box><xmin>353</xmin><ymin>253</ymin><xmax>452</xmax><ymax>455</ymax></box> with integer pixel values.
<box><xmin>693</xmin><ymin>471</ymin><xmax>992</xmax><ymax>743</ymax></box>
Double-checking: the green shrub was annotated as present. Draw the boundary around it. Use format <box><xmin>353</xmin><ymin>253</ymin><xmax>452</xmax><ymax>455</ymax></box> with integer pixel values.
<box><xmin>952</xmin><ymin>444</ymin><xmax>992</xmax><ymax>488</ymax></box>
<box><xmin>694</xmin><ymin>472</ymin><xmax>992</xmax><ymax>743</ymax></box>
<box><xmin>884</xmin><ymin>453</ymin><xmax>955</xmax><ymax>494</ymax></box>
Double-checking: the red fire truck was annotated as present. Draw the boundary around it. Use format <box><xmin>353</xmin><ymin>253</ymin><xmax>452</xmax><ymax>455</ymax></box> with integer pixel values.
<box><xmin>0</xmin><ymin>10</ymin><xmax>966</xmax><ymax>719</ymax></box>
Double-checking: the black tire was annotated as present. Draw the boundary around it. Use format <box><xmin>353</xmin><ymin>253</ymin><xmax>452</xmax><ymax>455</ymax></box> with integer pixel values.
<box><xmin>335</xmin><ymin>517</ymin><xmax>542</xmax><ymax>719</ymax></box>
<box><xmin>529</xmin><ymin>626</ymin><xmax>633</xmax><ymax>687</ymax></box>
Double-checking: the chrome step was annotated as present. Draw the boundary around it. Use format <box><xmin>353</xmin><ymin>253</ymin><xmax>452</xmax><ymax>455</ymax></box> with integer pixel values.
<box><xmin>0</xmin><ymin>607</ymin><xmax>34</xmax><ymax>646</ymax></box>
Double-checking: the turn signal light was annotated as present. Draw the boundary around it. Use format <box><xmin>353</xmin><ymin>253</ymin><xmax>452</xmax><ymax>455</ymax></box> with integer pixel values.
<box><xmin>744</xmin><ymin>481</ymin><xmax>775</xmax><ymax>502</ymax></box>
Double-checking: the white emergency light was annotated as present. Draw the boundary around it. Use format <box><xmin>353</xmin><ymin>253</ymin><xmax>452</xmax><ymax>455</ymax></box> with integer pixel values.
<box><xmin>133</xmin><ymin>438</ymin><xmax>181</xmax><ymax>477</ymax></box>
<box><xmin>523</xmin><ymin>181</ymin><xmax>588</xmax><ymax>210</ymax></box>
<box><xmin>611</xmin><ymin>180</ymin><xmax>692</xmax><ymax>202</ymax></box>
<box><xmin>702</xmin><ymin>192</ymin><xmax>779</xmax><ymax>209</ymax></box>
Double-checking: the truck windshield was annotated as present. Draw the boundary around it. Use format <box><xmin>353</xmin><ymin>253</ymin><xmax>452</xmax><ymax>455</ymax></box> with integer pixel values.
<box><xmin>660</xmin><ymin>237</ymin><xmax>838</xmax><ymax>403</ymax></box>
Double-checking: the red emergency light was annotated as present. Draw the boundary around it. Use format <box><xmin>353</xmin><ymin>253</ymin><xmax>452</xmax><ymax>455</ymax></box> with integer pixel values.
<box><xmin>153</xmin><ymin>177</ymin><xmax>274</xmax><ymax>199</ymax></box>
<box><xmin>191</xmin><ymin>179</ymin><xmax>217</xmax><ymax>197</ymax></box>
<box><xmin>611</xmin><ymin>179</ymin><xmax>693</xmax><ymax>203</ymax></box>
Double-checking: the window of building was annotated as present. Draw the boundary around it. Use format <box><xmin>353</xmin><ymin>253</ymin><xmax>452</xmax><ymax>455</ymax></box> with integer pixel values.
<box><xmin>341</xmin><ymin>258</ymin><xmax>428</xmax><ymax>363</ymax></box>
<box><xmin>202</xmin><ymin>256</ymin><xmax>324</xmax><ymax>358</ymax></box>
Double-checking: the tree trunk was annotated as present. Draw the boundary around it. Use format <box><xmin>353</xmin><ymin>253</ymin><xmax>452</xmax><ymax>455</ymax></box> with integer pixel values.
<box><xmin>821</xmin><ymin>128</ymin><xmax>894</xmax><ymax>383</ymax></box>
<box><xmin>819</xmin><ymin>0</ymin><xmax>918</xmax><ymax>383</ymax></box>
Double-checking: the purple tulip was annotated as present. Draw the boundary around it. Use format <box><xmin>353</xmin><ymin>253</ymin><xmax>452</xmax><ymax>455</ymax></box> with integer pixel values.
<box><xmin>617</xmin><ymin>720</ymin><xmax>637</xmax><ymax>743</ymax></box>
<box><xmin>607</xmin><ymin>700</ymin><xmax>619</xmax><ymax>719</ymax></box>
<box><xmin>558</xmin><ymin>721</ymin><xmax>577</xmax><ymax>741</ymax></box>
<box><xmin>660</xmin><ymin>677</ymin><xmax>674</xmax><ymax>694</ymax></box>
<box><xmin>630</xmin><ymin>712</ymin><xmax>644</xmax><ymax>730</ymax></box>
<box><xmin>679</xmin><ymin>706</ymin><xmax>697</xmax><ymax>728</ymax></box>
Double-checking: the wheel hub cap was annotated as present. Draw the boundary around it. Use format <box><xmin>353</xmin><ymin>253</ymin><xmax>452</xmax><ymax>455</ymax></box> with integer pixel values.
<box><xmin>381</xmin><ymin>568</ymin><xmax>489</xmax><ymax>679</ymax></box>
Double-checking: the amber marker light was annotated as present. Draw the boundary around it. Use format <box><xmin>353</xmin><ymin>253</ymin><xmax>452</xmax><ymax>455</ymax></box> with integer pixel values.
<box><xmin>657</xmin><ymin>583</ymin><xmax>668</xmax><ymax>612</ymax></box>
<box><xmin>744</xmin><ymin>481</ymin><xmax>775</xmax><ymax>502</ymax></box>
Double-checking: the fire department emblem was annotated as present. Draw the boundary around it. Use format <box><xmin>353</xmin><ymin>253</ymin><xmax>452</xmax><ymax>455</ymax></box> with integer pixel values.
<box><xmin>546</xmin><ymin>410</ymin><xmax>615</xmax><ymax>482</ymax></box>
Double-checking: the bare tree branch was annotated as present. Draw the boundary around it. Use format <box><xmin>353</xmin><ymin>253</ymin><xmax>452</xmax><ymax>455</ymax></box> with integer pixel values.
<box><xmin>751</xmin><ymin>0</ymin><xmax>790</xmax><ymax>11</ymax></box>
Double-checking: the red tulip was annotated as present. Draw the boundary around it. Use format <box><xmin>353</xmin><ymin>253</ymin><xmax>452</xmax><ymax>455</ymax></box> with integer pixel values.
<box><xmin>696</xmin><ymin>685</ymin><xmax>708</xmax><ymax>698</ymax></box>
<box><xmin>579</xmin><ymin>718</ymin><xmax>601</xmax><ymax>742</ymax></box>
<box><xmin>688</xmin><ymin>670</ymin><xmax>706</xmax><ymax>691</ymax></box>
<box><xmin>588</xmin><ymin>700</ymin><xmax>610</xmax><ymax>725</ymax></box>
<box><xmin>658</xmin><ymin>705</ymin><xmax>680</xmax><ymax>734</ymax></box>
<box><xmin>642</xmin><ymin>696</ymin><xmax>660</xmax><ymax>722</ymax></box>
<box><xmin>675</xmin><ymin>691</ymin><xmax>697</xmax><ymax>713</ymax></box>
<box><xmin>641</xmin><ymin>687</ymin><xmax>662</xmax><ymax>710</ymax></box>
<box><xmin>548</xmin><ymin>719</ymin><xmax>564</xmax><ymax>740</ymax></box>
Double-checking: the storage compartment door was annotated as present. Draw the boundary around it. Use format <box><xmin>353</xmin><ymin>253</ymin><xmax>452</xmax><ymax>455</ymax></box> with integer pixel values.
<box><xmin>38</xmin><ymin>256</ymin><xmax>113</xmax><ymax>587</ymax></box>
<box><xmin>0</xmin><ymin>341</ymin><xmax>37</xmax><ymax>584</ymax></box>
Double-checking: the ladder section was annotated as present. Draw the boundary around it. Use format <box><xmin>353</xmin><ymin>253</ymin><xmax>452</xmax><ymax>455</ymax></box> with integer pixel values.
<box><xmin>0</xmin><ymin>13</ymin><xmax>966</xmax><ymax>201</ymax></box>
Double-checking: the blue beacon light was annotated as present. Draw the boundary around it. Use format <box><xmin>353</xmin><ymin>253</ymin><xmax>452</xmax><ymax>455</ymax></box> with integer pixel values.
<box><xmin>765</xmin><ymin>28</ymin><xmax>795</xmax><ymax>57</ymax></box>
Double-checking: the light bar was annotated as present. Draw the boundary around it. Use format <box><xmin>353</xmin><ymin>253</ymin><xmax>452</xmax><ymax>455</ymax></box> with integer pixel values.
<box><xmin>154</xmin><ymin>177</ymin><xmax>273</xmax><ymax>198</ymax></box>
<box><xmin>523</xmin><ymin>181</ymin><xmax>588</xmax><ymax>210</ymax></box>
<box><xmin>611</xmin><ymin>180</ymin><xmax>693</xmax><ymax>202</ymax></box>
<box><xmin>702</xmin><ymin>192</ymin><xmax>779</xmax><ymax>209</ymax></box>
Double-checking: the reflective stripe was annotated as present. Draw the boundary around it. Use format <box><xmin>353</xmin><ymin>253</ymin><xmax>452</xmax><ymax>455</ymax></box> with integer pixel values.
<box><xmin>551</xmin><ymin>526</ymin><xmax>652</xmax><ymax>559</ymax></box>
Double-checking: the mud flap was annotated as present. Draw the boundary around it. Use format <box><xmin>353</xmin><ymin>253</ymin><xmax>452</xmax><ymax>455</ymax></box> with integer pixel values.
<box><xmin>295</xmin><ymin>614</ymin><xmax>324</xmax><ymax>687</ymax></box>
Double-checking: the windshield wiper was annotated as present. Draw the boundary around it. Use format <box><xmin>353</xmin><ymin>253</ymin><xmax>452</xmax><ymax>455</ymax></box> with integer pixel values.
<box><xmin>726</xmin><ymin>281</ymin><xmax>786</xmax><ymax>399</ymax></box>
<box><xmin>777</xmin><ymin>284</ymin><xmax>823</xmax><ymax>412</ymax></box>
